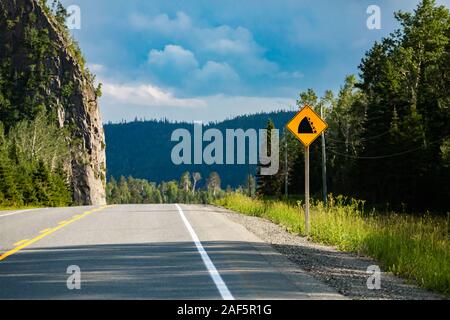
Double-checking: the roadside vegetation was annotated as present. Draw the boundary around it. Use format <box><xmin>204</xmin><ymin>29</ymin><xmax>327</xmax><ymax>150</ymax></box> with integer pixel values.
<box><xmin>256</xmin><ymin>0</ymin><xmax>450</xmax><ymax>214</ymax></box>
<box><xmin>106</xmin><ymin>172</ymin><xmax>226</xmax><ymax>205</ymax></box>
<box><xmin>0</xmin><ymin>205</ymin><xmax>41</xmax><ymax>212</ymax></box>
<box><xmin>0</xmin><ymin>113</ymin><xmax>72</xmax><ymax>208</ymax></box>
<box><xmin>215</xmin><ymin>193</ymin><xmax>450</xmax><ymax>296</ymax></box>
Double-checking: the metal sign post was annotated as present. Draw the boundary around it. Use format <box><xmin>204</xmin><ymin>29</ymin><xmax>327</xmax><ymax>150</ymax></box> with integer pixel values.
<box><xmin>286</xmin><ymin>105</ymin><xmax>328</xmax><ymax>237</ymax></box>
<box><xmin>304</xmin><ymin>146</ymin><xmax>310</xmax><ymax>235</ymax></box>
<box><xmin>321</xmin><ymin>105</ymin><xmax>328</xmax><ymax>206</ymax></box>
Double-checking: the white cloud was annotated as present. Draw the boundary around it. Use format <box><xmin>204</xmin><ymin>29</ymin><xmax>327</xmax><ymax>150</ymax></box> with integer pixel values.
<box><xmin>199</xmin><ymin>25</ymin><xmax>260</xmax><ymax>56</ymax></box>
<box><xmin>146</xmin><ymin>44</ymin><xmax>240</xmax><ymax>92</ymax></box>
<box><xmin>130</xmin><ymin>11</ymin><xmax>192</xmax><ymax>35</ymax></box>
<box><xmin>99</xmin><ymin>79</ymin><xmax>296</xmax><ymax>123</ymax></box>
<box><xmin>193</xmin><ymin>61</ymin><xmax>239</xmax><ymax>84</ymax></box>
<box><xmin>202</xmin><ymin>95</ymin><xmax>296</xmax><ymax>119</ymax></box>
<box><xmin>102</xmin><ymin>81</ymin><xmax>206</xmax><ymax>108</ymax></box>
<box><xmin>148</xmin><ymin>45</ymin><xmax>199</xmax><ymax>70</ymax></box>
<box><xmin>131</xmin><ymin>11</ymin><xmax>284</xmax><ymax>81</ymax></box>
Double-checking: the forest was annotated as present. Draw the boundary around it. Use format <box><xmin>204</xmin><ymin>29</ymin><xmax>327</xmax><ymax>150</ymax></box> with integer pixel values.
<box><xmin>106</xmin><ymin>172</ymin><xmax>232</xmax><ymax>205</ymax></box>
<box><xmin>104</xmin><ymin>111</ymin><xmax>293</xmax><ymax>191</ymax></box>
<box><xmin>0</xmin><ymin>112</ymin><xmax>72</xmax><ymax>207</ymax></box>
<box><xmin>257</xmin><ymin>0</ymin><xmax>450</xmax><ymax>213</ymax></box>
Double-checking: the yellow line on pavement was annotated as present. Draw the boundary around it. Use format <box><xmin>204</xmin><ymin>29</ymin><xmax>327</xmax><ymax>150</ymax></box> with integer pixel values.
<box><xmin>0</xmin><ymin>206</ymin><xmax>109</xmax><ymax>262</ymax></box>
<box><xmin>13</xmin><ymin>239</ymin><xmax>29</xmax><ymax>247</ymax></box>
<box><xmin>40</xmin><ymin>228</ymin><xmax>52</xmax><ymax>234</ymax></box>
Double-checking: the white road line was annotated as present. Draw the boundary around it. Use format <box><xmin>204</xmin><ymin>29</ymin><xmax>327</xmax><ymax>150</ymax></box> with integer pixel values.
<box><xmin>175</xmin><ymin>204</ymin><xmax>234</xmax><ymax>300</ymax></box>
<box><xmin>0</xmin><ymin>209</ymin><xmax>36</xmax><ymax>218</ymax></box>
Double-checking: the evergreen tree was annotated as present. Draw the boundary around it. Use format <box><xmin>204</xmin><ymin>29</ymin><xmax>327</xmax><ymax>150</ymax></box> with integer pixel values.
<box><xmin>16</xmin><ymin>164</ymin><xmax>36</xmax><ymax>205</ymax></box>
<box><xmin>357</xmin><ymin>0</ymin><xmax>450</xmax><ymax>210</ymax></box>
<box><xmin>256</xmin><ymin>119</ymin><xmax>281</xmax><ymax>197</ymax></box>
<box><xmin>326</xmin><ymin>76</ymin><xmax>365</xmax><ymax>194</ymax></box>
<box><xmin>107</xmin><ymin>176</ymin><xmax>120</xmax><ymax>204</ymax></box>
<box><xmin>0</xmin><ymin>157</ymin><xmax>22</xmax><ymax>206</ymax></box>
<box><xmin>117</xmin><ymin>176</ymin><xmax>130</xmax><ymax>204</ymax></box>
<box><xmin>32</xmin><ymin>160</ymin><xmax>51</xmax><ymax>206</ymax></box>
<box><xmin>49</xmin><ymin>165</ymin><xmax>72</xmax><ymax>207</ymax></box>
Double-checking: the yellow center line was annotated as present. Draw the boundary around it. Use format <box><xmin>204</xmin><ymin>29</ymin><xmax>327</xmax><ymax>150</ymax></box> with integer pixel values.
<box><xmin>58</xmin><ymin>220</ymin><xmax>68</xmax><ymax>225</ymax></box>
<box><xmin>13</xmin><ymin>239</ymin><xmax>29</xmax><ymax>247</ymax></box>
<box><xmin>40</xmin><ymin>228</ymin><xmax>53</xmax><ymax>234</ymax></box>
<box><xmin>0</xmin><ymin>206</ymin><xmax>110</xmax><ymax>262</ymax></box>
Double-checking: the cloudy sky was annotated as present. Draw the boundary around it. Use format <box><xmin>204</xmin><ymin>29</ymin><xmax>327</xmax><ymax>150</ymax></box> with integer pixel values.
<box><xmin>60</xmin><ymin>0</ymin><xmax>449</xmax><ymax>123</ymax></box>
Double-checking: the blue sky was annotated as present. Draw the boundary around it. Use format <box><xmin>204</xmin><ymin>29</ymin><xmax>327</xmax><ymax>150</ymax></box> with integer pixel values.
<box><xmin>60</xmin><ymin>0</ymin><xmax>449</xmax><ymax>123</ymax></box>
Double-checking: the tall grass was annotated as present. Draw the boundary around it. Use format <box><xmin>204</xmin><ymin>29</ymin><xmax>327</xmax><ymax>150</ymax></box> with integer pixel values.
<box><xmin>215</xmin><ymin>193</ymin><xmax>450</xmax><ymax>296</ymax></box>
<box><xmin>0</xmin><ymin>205</ymin><xmax>40</xmax><ymax>211</ymax></box>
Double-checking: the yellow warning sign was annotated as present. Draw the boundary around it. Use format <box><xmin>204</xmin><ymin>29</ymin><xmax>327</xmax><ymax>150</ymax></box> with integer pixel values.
<box><xmin>286</xmin><ymin>105</ymin><xmax>328</xmax><ymax>147</ymax></box>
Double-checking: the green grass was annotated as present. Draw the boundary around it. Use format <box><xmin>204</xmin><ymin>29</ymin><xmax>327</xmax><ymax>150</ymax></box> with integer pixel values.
<box><xmin>0</xmin><ymin>205</ymin><xmax>41</xmax><ymax>212</ymax></box>
<box><xmin>214</xmin><ymin>193</ymin><xmax>450</xmax><ymax>296</ymax></box>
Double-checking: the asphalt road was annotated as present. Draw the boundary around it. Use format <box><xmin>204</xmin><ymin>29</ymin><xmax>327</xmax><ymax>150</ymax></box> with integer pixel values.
<box><xmin>0</xmin><ymin>204</ymin><xmax>344</xmax><ymax>300</ymax></box>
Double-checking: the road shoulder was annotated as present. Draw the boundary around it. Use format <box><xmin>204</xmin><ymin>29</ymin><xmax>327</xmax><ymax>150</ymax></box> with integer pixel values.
<box><xmin>183</xmin><ymin>204</ymin><xmax>345</xmax><ymax>300</ymax></box>
<box><xmin>210</xmin><ymin>205</ymin><xmax>444</xmax><ymax>300</ymax></box>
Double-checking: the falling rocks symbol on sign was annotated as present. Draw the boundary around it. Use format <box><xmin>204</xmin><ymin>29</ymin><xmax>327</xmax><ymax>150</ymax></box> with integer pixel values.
<box><xmin>298</xmin><ymin>117</ymin><xmax>317</xmax><ymax>134</ymax></box>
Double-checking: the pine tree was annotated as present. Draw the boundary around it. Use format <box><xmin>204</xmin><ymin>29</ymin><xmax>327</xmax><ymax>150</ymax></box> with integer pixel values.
<box><xmin>32</xmin><ymin>160</ymin><xmax>51</xmax><ymax>206</ymax></box>
<box><xmin>357</xmin><ymin>0</ymin><xmax>450</xmax><ymax>210</ymax></box>
<box><xmin>0</xmin><ymin>157</ymin><xmax>22</xmax><ymax>206</ymax></box>
<box><xmin>16</xmin><ymin>164</ymin><xmax>37</xmax><ymax>205</ymax></box>
<box><xmin>107</xmin><ymin>176</ymin><xmax>120</xmax><ymax>204</ymax></box>
<box><xmin>256</xmin><ymin>119</ymin><xmax>281</xmax><ymax>197</ymax></box>
<box><xmin>117</xmin><ymin>176</ymin><xmax>130</xmax><ymax>204</ymax></box>
<box><xmin>49</xmin><ymin>165</ymin><xmax>72</xmax><ymax>207</ymax></box>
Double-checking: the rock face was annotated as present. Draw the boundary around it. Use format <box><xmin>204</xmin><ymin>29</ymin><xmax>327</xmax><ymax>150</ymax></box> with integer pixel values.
<box><xmin>1</xmin><ymin>0</ymin><xmax>106</xmax><ymax>205</ymax></box>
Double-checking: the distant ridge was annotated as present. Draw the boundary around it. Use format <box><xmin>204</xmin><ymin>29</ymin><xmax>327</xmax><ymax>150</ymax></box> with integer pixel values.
<box><xmin>104</xmin><ymin>110</ymin><xmax>296</xmax><ymax>188</ymax></box>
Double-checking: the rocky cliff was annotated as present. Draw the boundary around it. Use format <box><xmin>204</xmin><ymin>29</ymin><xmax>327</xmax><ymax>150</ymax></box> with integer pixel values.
<box><xmin>0</xmin><ymin>0</ymin><xmax>106</xmax><ymax>205</ymax></box>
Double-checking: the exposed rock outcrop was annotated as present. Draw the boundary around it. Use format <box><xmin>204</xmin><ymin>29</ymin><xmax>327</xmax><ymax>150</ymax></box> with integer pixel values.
<box><xmin>0</xmin><ymin>0</ymin><xmax>106</xmax><ymax>205</ymax></box>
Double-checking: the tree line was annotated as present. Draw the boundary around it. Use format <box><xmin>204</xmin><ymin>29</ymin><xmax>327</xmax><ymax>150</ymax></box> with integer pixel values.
<box><xmin>0</xmin><ymin>112</ymin><xmax>72</xmax><ymax>207</ymax></box>
<box><xmin>258</xmin><ymin>0</ymin><xmax>450</xmax><ymax>213</ymax></box>
<box><xmin>106</xmin><ymin>171</ymin><xmax>232</xmax><ymax>204</ymax></box>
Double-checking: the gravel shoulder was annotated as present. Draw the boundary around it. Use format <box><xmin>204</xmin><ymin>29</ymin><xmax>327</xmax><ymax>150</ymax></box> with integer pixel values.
<box><xmin>211</xmin><ymin>205</ymin><xmax>445</xmax><ymax>300</ymax></box>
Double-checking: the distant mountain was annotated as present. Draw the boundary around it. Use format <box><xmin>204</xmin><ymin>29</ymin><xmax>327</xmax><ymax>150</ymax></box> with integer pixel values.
<box><xmin>104</xmin><ymin>110</ymin><xmax>296</xmax><ymax>188</ymax></box>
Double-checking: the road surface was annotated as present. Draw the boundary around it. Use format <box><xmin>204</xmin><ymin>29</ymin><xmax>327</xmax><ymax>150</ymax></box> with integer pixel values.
<box><xmin>0</xmin><ymin>204</ymin><xmax>344</xmax><ymax>300</ymax></box>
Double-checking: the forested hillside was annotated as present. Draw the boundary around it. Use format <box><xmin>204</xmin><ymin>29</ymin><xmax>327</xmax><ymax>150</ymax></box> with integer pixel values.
<box><xmin>0</xmin><ymin>0</ymin><xmax>106</xmax><ymax>207</ymax></box>
<box><xmin>104</xmin><ymin>111</ymin><xmax>295</xmax><ymax>190</ymax></box>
